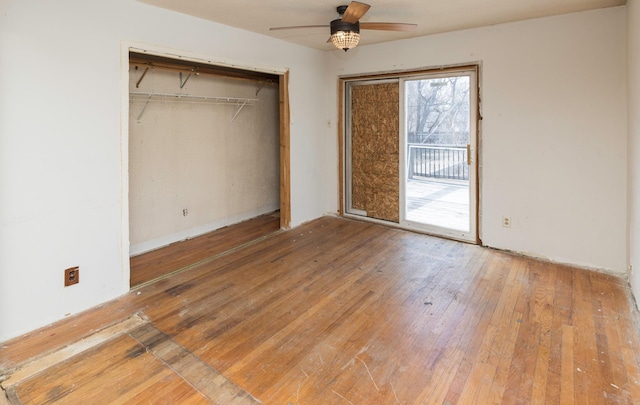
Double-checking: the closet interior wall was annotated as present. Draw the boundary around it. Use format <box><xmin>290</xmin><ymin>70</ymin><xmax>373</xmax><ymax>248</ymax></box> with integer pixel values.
<box><xmin>128</xmin><ymin>63</ymin><xmax>280</xmax><ymax>256</ymax></box>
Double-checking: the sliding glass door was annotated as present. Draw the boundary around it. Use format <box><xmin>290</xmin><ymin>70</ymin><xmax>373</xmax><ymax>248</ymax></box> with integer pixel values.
<box><xmin>343</xmin><ymin>67</ymin><xmax>478</xmax><ymax>243</ymax></box>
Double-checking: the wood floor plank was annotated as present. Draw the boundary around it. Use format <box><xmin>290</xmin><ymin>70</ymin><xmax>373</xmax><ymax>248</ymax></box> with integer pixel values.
<box><xmin>528</xmin><ymin>261</ymin><xmax>556</xmax><ymax>405</ymax></box>
<box><xmin>2</xmin><ymin>216</ymin><xmax>640</xmax><ymax>404</ymax></box>
<box><xmin>544</xmin><ymin>265</ymin><xmax>573</xmax><ymax>405</ymax></box>
<box><xmin>500</xmin><ymin>260</ymin><xmax>538</xmax><ymax>404</ymax></box>
<box><xmin>560</xmin><ymin>324</ymin><xmax>576</xmax><ymax>404</ymax></box>
<box><xmin>572</xmin><ymin>268</ymin><xmax>603</xmax><ymax>404</ymax></box>
<box><xmin>485</xmin><ymin>258</ymin><xmax>528</xmax><ymax>403</ymax></box>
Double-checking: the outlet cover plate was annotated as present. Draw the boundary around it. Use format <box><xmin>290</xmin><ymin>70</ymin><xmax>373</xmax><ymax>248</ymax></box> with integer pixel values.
<box><xmin>65</xmin><ymin>266</ymin><xmax>80</xmax><ymax>287</ymax></box>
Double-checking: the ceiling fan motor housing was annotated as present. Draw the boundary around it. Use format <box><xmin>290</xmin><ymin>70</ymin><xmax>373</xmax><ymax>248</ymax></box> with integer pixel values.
<box><xmin>330</xmin><ymin>19</ymin><xmax>360</xmax><ymax>35</ymax></box>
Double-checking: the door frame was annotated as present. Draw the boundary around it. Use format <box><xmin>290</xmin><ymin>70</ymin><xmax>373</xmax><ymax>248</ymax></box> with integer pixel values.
<box><xmin>120</xmin><ymin>42</ymin><xmax>291</xmax><ymax>290</ymax></box>
<box><xmin>338</xmin><ymin>64</ymin><xmax>481</xmax><ymax>244</ymax></box>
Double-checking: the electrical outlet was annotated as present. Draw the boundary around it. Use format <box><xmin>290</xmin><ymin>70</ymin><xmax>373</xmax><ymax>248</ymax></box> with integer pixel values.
<box><xmin>502</xmin><ymin>217</ymin><xmax>511</xmax><ymax>228</ymax></box>
<box><xmin>183</xmin><ymin>208</ymin><xmax>188</xmax><ymax>216</ymax></box>
<box><xmin>64</xmin><ymin>266</ymin><xmax>80</xmax><ymax>287</ymax></box>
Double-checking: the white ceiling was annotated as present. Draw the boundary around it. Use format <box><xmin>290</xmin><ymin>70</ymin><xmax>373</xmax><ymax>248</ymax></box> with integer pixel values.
<box><xmin>137</xmin><ymin>0</ymin><xmax>625</xmax><ymax>51</ymax></box>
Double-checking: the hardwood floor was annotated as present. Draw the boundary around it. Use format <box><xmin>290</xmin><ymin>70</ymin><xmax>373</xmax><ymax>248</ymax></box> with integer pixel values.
<box><xmin>2</xmin><ymin>216</ymin><xmax>640</xmax><ymax>404</ymax></box>
<box><xmin>130</xmin><ymin>212</ymin><xmax>281</xmax><ymax>287</ymax></box>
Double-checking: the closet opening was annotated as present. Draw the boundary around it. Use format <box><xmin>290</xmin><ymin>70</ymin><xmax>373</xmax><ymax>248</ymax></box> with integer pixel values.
<box><xmin>127</xmin><ymin>52</ymin><xmax>289</xmax><ymax>287</ymax></box>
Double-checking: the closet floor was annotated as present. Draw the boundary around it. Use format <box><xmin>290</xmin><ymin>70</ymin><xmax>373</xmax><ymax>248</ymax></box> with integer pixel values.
<box><xmin>130</xmin><ymin>212</ymin><xmax>281</xmax><ymax>287</ymax></box>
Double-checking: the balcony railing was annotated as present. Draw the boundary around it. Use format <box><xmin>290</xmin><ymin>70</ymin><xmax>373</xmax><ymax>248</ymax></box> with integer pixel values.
<box><xmin>408</xmin><ymin>144</ymin><xmax>469</xmax><ymax>181</ymax></box>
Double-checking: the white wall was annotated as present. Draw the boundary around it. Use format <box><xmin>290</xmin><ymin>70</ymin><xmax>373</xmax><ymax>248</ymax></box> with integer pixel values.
<box><xmin>628</xmin><ymin>0</ymin><xmax>640</xmax><ymax>308</ymax></box>
<box><xmin>326</xmin><ymin>7</ymin><xmax>628</xmax><ymax>273</ymax></box>
<box><xmin>129</xmin><ymin>70</ymin><xmax>280</xmax><ymax>255</ymax></box>
<box><xmin>0</xmin><ymin>0</ymin><xmax>329</xmax><ymax>341</ymax></box>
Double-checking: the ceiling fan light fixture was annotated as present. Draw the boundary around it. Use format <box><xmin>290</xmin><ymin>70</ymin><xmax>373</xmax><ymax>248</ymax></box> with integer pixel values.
<box><xmin>331</xmin><ymin>30</ymin><xmax>360</xmax><ymax>51</ymax></box>
<box><xmin>330</xmin><ymin>20</ymin><xmax>360</xmax><ymax>52</ymax></box>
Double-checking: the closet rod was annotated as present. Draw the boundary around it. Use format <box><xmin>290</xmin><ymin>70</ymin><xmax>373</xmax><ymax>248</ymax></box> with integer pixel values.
<box><xmin>130</xmin><ymin>92</ymin><xmax>258</xmax><ymax>122</ymax></box>
<box><xmin>130</xmin><ymin>92</ymin><xmax>258</xmax><ymax>104</ymax></box>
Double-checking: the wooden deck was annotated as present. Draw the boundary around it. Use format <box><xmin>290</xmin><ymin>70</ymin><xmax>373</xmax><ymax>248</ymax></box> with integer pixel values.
<box><xmin>2</xmin><ymin>217</ymin><xmax>640</xmax><ymax>404</ymax></box>
<box><xmin>406</xmin><ymin>178</ymin><xmax>469</xmax><ymax>231</ymax></box>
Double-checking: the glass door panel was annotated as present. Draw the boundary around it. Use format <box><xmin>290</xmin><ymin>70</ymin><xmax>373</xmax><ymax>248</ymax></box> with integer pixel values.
<box><xmin>400</xmin><ymin>71</ymin><xmax>477</xmax><ymax>242</ymax></box>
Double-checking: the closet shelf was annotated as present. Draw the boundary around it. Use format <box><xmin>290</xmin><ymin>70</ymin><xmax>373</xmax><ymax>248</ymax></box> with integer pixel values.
<box><xmin>130</xmin><ymin>92</ymin><xmax>258</xmax><ymax>122</ymax></box>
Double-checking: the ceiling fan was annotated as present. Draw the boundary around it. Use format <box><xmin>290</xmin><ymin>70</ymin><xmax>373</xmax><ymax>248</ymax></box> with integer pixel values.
<box><xmin>269</xmin><ymin>1</ymin><xmax>417</xmax><ymax>52</ymax></box>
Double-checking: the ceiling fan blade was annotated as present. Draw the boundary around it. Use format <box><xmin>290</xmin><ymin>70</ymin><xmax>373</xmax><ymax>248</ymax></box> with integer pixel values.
<box><xmin>269</xmin><ymin>25</ymin><xmax>328</xmax><ymax>31</ymax></box>
<box><xmin>359</xmin><ymin>22</ymin><xmax>417</xmax><ymax>32</ymax></box>
<box><xmin>341</xmin><ymin>1</ymin><xmax>371</xmax><ymax>24</ymax></box>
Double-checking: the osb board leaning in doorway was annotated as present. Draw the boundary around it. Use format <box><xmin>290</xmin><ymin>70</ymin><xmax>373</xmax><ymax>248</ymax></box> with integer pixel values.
<box><xmin>350</xmin><ymin>82</ymin><xmax>399</xmax><ymax>222</ymax></box>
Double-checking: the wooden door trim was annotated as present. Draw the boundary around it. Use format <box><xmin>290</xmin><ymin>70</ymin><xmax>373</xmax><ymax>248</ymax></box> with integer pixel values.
<box><xmin>279</xmin><ymin>71</ymin><xmax>291</xmax><ymax>228</ymax></box>
<box><xmin>338</xmin><ymin>79</ymin><xmax>345</xmax><ymax>216</ymax></box>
